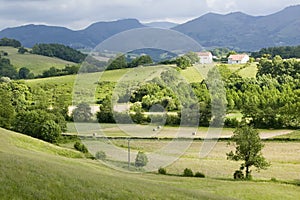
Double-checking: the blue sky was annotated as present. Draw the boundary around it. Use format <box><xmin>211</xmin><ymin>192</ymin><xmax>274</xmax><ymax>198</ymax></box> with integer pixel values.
<box><xmin>0</xmin><ymin>0</ymin><xmax>300</xmax><ymax>30</ymax></box>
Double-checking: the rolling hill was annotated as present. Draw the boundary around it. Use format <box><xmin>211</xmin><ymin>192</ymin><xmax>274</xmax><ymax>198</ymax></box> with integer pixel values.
<box><xmin>0</xmin><ymin>46</ymin><xmax>76</xmax><ymax>75</ymax></box>
<box><xmin>1</xmin><ymin>127</ymin><xmax>300</xmax><ymax>199</ymax></box>
<box><xmin>1</xmin><ymin>6</ymin><xmax>300</xmax><ymax>51</ymax></box>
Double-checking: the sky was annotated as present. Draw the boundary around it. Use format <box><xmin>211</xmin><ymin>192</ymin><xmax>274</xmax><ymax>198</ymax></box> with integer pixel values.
<box><xmin>0</xmin><ymin>0</ymin><xmax>300</xmax><ymax>31</ymax></box>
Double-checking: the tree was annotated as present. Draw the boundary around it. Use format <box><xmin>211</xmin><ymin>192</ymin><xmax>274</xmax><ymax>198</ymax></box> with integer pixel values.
<box><xmin>97</xmin><ymin>96</ymin><xmax>115</xmax><ymax>123</ymax></box>
<box><xmin>40</xmin><ymin>120</ymin><xmax>61</xmax><ymax>143</ymax></box>
<box><xmin>129</xmin><ymin>55</ymin><xmax>153</xmax><ymax>67</ymax></box>
<box><xmin>175</xmin><ymin>56</ymin><xmax>192</xmax><ymax>69</ymax></box>
<box><xmin>0</xmin><ymin>58</ymin><xmax>18</xmax><ymax>79</ymax></box>
<box><xmin>227</xmin><ymin>125</ymin><xmax>270</xmax><ymax>179</ymax></box>
<box><xmin>184</xmin><ymin>52</ymin><xmax>200</xmax><ymax>64</ymax></box>
<box><xmin>18</xmin><ymin>47</ymin><xmax>28</xmax><ymax>54</ymax></box>
<box><xmin>18</xmin><ymin>67</ymin><xmax>33</xmax><ymax>79</ymax></box>
<box><xmin>135</xmin><ymin>151</ymin><xmax>148</xmax><ymax>167</ymax></box>
<box><xmin>0</xmin><ymin>88</ymin><xmax>15</xmax><ymax>129</ymax></box>
<box><xmin>72</xmin><ymin>102</ymin><xmax>93</xmax><ymax>122</ymax></box>
<box><xmin>107</xmin><ymin>55</ymin><xmax>127</xmax><ymax>70</ymax></box>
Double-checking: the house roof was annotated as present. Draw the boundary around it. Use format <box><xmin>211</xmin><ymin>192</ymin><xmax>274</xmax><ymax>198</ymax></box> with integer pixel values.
<box><xmin>197</xmin><ymin>52</ymin><xmax>212</xmax><ymax>57</ymax></box>
<box><xmin>228</xmin><ymin>54</ymin><xmax>248</xmax><ymax>61</ymax></box>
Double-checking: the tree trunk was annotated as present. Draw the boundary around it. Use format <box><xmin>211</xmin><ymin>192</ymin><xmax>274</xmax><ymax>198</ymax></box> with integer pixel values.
<box><xmin>245</xmin><ymin>166</ymin><xmax>249</xmax><ymax>179</ymax></box>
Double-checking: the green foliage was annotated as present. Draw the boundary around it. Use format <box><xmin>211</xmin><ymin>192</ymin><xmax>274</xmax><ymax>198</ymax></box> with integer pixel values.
<box><xmin>183</xmin><ymin>168</ymin><xmax>194</xmax><ymax>177</ymax></box>
<box><xmin>40</xmin><ymin>65</ymin><xmax>79</xmax><ymax>78</ymax></box>
<box><xmin>252</xmin><ymin>45</ymin><xmax>300</xmax><ymax>59</ymax></box>
<box><xmin>97</xmin><ymin>96</ymin><xmax>115</xmax><ymax>123</ymax></box>
<box><xmin>0</xmin><ymin>38</ymin><xmax>21</xmax><ymax>48</ymax></box>
<box><xmin>19</xmin><ymin>67</ymin><xmax>34</xmax><ymax>79</ymax></box>
<box><xmin>74</xmin><ymin>141</ymin><xmax>88</xmax><ymax>153</ymax></box>
<box><xmin>129</xmin><ymin>55</ymin><xmax>153</xmax><ymax>67</ymax></box>
<box><xmin>227</xmin><ymin>126</ymin><xmax>270</xmax><ymax>179</ymax></box>
<box><xmin>257</xmin><ymin>56</ymin><xmax>300</xmax><ymax>79</ymax></box>
<box><xmin>72</xmin><ymin>102</ymin><xmax>93</xmax><ymax>122</ymax></box>
<box><xmin>194</xmin><ymin>172</ymin><xmax>205</xmax><ymax>178</ymax></box>
<box><xmin>32</xmin><ymin>43</ymin><xmax>86</xmax><ymax>63</ymax></box>
<box><xmin>0</xmin><ymin>57</ymin><xmax>18</xmax><ymax>79</ymax></box>
<box><xmin>107</xmin><ymin>55</ymin><xmax>127</xmax><ymax>70</ymax></box>
<box><xmin>95</xmin><ymin>151</ymin><xmax>106</xmax><ymax>160</ymax></box>
<box><xmin>135</xmin><ymin>151</ymin><xmax>148</xmax><ymax>167</ymax></box>
<box><xmin>158</xmin><ymin>167</ymin><xmax>167</xmax><ymax>175</ymax></box>
<box><xmin>18</xmin><ymin>47</ymin><xmax>28</xmax><ymax>54</ymax></box>
<box><xmin>233</xmin><ymin>170</ymin><xmax>244</xmax><ymax>180</ymax></box>
<box><xmin>184</xmin><ymin>52</ymin><xmax>200</xmax><ymax>64</ymax></box>
<box><xmin>0</xmin><ymin>87</ymin><xmax>15</xmax><ymax>129</ymax></box>
<box><xmin>13</xmin><ymin>109</ymin><xmax>66</xmax><ymax>143</ymax></box>
<box><xmin>40</xmin><ymin>120</ymin><xmax>61</xmax><ymax>143</ymax></box>
<box><xmin>176</xmin><ymin>56</ymin><xmax>192</xmax><ymax>69</ymax></box>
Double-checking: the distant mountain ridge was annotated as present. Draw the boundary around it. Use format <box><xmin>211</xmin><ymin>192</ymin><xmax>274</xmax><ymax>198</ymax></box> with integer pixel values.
<box><xmin>1</xmin><ymin>5</ymin><xmax>300</xmax><ymax>51</ymax></box>
<box><xmin>173</xmin><ymin>5</ymin><xmax>300</xmax><ymax>51</ymax></box>
<box><xmin>0</xmin><ymin>19</ymin><xmax>145</xmax><ymax>48</ymax></box>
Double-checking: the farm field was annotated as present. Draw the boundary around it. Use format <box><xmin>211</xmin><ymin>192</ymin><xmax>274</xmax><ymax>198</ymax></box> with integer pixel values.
<box><xmin>65</xmin><ymin>122</ymin><xmax>300</xmax><ymax>181</ymax></box>
<box><xmin>0</xmin><ymin>46</ymin><xmax>76</xmax><ymax>75</ymax></box>
<box><xmin>1</xmin><ymin>127</ymin><xmax>300</xmax><ymax>200</ymax></box>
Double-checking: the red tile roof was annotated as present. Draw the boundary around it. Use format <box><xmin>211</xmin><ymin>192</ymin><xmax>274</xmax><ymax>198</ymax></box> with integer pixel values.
<box><xmin>228</xmin><ymin>54</ymin><xmax>248</xmax><ymax>61</ymax></box>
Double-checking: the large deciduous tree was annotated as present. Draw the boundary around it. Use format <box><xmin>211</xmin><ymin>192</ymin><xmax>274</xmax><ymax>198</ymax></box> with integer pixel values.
<box><xmin>227</xmin><ymin>125</ymin><xmax>270</xmax><ymax>179</ymax></box>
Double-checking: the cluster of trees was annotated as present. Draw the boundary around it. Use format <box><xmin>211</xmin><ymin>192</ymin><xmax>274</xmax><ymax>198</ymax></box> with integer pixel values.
<box><xmin>252</xmin><ymin>45</ymin><xmax>300</xmax><ymax>59</ymax></box>
<box><xmin>257</xmin><ymin>56</ymin><xmax>300</xmax><ymax>79</ymax></box>
<box><xmin>0</xmin><ymin>57</ymin><xmax>18</xmax><ymax>79</ymax></box>
<box><xmin>0</xmin><ymin>81</ymin><xmax>68</xmax><ymax>143</ymax></box>
<box><xmin>39</xmin><ymin>65</ymin><xmax>79</xmax><ymax>78</ymax></box>
<box><xmin>31</xmin><ymin>43</ymin><xmax>87</xmax><ymax>63</ymax></box>
<box><xmin>0</xmin><ymin>38</ymin><xmax>21</xmax><ymax>48</ymax></box>
<box><xmin>95</xmin><ymin>62</ymin><xmax>299</xmax><ymax>129</ymax></box>
<box><xmin>107</xmin><ymin>55</ymin><xmax>153</xmax><ymax>70</ymax></box>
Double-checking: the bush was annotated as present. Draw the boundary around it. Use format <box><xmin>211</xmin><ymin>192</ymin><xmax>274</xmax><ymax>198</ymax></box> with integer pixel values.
<box><xmin>135</xmin><ymin>151</ymin><xmax>148</xmax><ymax>167</ymax></box>
<box><xmin>158</xmin><ymin>167</ymin><xmax>167</xmax><ymax>175</ymax></box>
<box><xmin>95</xmin><ymin>151</ymin><xmax>106</xmax><ymax>160</ymax></box>
<box><xmin>233</xmin><ymin>170</ymin><xmax>244</xmax><ymax>180</ymax></box>
<box><xmin>194</xmin><ymin>172</ymin><xmax>205</xmax><ymax>178</ymax></box>
<box><xmin>183</xmin><ymin>168</ymin><xmax>194</xmax><ymax>177</ymax></box>
<box><xmin>74</xmin><ymin>141</ymin><xmax>88</xmax><ymax>153</ymax></box>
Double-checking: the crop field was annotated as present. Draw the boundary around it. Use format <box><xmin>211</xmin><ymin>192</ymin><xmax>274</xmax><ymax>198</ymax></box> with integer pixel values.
<box><xmin>0</xmin><ymin>46</ymin><xmax>76</xmax><ymax>75</ymax></box>
<box><xmin>1</xmin><ymin>128</ymin><xmax>300</xmax><ymax>200</ymax></box>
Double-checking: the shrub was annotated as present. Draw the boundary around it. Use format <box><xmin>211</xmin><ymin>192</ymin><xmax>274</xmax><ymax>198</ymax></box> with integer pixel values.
<box><xmin>183</xmin><ymin>168</ymin><xmax>194</xmax><ymax>177</ymax></box>
<box><xmin>194</xmin><ymin>172</ymin><xmax>205</xmax><ymax>178</ymax></box>
<box><xmin>95</xmin><ymin>151</ymin><xmax>106</xmax><ymax>160</ymax></box>
<box><xmin>74</xmin><ymin>141</ymin><xmax>88</xmax><ymax>153</ymax></box>
<box><xmin>158</xmin><ymin>167</ymin><xmax>167</xmax><ymax>175</ymax></box>
<box><xmin>233</xmin><ymin>170</ymin><xmax>244</xmax><ymax>180</ymax></box>
<box><xmin>135</xmin><ymin>151</ymin><xmax>148</xmax><ymax>167</ymax></box>
<box><xmin>270</xmin><ymin>177</ymin><xmax>277</xmax><ymax>182</ymax></box>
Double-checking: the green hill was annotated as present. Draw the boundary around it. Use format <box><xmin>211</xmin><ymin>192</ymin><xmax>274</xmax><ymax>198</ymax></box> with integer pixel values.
<box><xmin>1</xmin><ymin>128</ymin><xmax>300</xmax><ymax>199</ymax></box>
<box><xmin>0</xmin><ymin>46</ymin><xmax>76</xmax><ymax>75</ymax></box>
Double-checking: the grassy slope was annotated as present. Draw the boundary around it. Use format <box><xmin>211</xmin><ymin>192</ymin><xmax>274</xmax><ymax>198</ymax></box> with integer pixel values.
<box><xmin>1</xmin><ymin>128</ymin><xmax>300</xmax><ymax>200</ymax></box>
<box><xmin>0</xmin><ymin>46</ymin><xmax>76</xmax><ymax>75</ymax></box>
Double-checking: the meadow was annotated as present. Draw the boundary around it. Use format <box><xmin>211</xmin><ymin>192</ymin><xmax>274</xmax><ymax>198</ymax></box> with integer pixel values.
<box><xmin>1</xmin><ymin>127</ymin><xmax>300</xmax><ymax>200</ymax></box>
<box><xmin>0</xmin><ymin>46</ymin><xmax>76</xmax><ymax>75</ymax></box>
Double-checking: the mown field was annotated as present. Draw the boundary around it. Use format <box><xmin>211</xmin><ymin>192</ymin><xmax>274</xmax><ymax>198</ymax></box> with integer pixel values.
<box><xmin>65</xmin><ymin>122</ymin><xmax>300</xmax><ymax>180</ymax></box>
<box><xmin>0</xmin><ymin>46</ymin><xmax>76</xmax><ymax>75</ymax></box>
<box><xmin>1</xmin><ymin>127</ymin><xmax>300</xmax><ymax>200</ymax></box>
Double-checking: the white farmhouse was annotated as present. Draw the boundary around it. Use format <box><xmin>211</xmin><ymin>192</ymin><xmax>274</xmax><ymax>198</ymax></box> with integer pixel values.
<box><xmin>197</xmin><ymin>52</ymin><xmax>213</xmax><ymax>64</ymax></box>
<box><xmin>228</xmin><ymin>54</ymin><xmax>249</xmax><ymax>64</ymax></box>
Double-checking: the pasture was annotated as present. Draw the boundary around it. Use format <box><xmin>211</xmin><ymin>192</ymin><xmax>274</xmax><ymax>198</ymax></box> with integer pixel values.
<box><xmin>1</xmin><ymin>127</ymin><xmax>300</xmax><ymax>200</ymax></box>
<box><xmin>0</xmin><ymin>46</ymin><xmax>76</xmax><ymax>75</ymax></box>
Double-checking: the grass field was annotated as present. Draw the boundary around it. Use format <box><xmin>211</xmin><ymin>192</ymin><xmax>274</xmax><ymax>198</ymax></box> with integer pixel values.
<box><xmin>1</xmin><ymin>128</ymin><xmax>300</xmax><ymax>199</ymax></box>
<box><xmin>0</xmin><ymin>46</ymin><xmax>76</xmax><ymax>75</ymax></box>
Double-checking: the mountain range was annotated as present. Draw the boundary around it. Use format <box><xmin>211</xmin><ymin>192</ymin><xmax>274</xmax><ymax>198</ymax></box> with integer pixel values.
<box><xmin>1</xmin><ymin>5</ymin><xmax>300</xmax><ymax>51</ymax></box>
